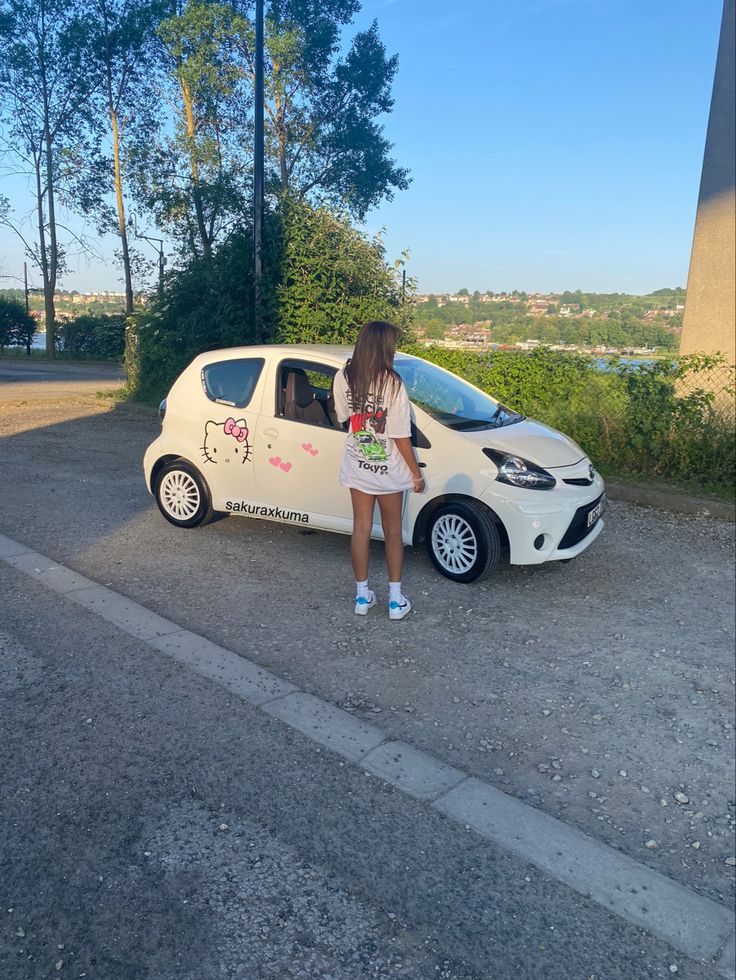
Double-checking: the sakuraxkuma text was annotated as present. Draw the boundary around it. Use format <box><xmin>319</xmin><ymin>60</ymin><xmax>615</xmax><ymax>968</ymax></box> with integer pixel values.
<box><xmin>225</xmin><ymin>501</ymin><xmax>309</xmax><ymax>523</ymax></box>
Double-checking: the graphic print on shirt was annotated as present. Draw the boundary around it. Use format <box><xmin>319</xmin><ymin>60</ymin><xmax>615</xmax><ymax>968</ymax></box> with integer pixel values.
<box><xmin>334</xmin><ymin>367</ymin><xmax>414</xmax><ymax>492</ymax></box>
<box><xmin>347</xmin><ymin>394</ymin><xmax>390</xmax><ymax>469</ymax></box>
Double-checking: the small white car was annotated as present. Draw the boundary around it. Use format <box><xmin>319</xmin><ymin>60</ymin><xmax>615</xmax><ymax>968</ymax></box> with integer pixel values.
<box><xmin>143</xmin><ymin>344</ymin><xmax>606</xmax><ymax>582</ymax></box>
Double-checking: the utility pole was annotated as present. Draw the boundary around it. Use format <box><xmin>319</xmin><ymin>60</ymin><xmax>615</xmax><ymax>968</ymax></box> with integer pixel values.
<box><xmin>24</xmin><ymin>262</ymin><xmax>29</xmax><ymax>313</ymax></box>
<box><xmin>132</xmin><ymin>216</ymin><xmax>166</xmax><ymax>299</ymax></box>
<box><xmin>253</xmin><ymin>0</ymin><xmax>264</xmax><ymax>342</ymax></box>
<box><xmin>156</xmin><ymin>241</ymin><xmax>165</xmax><ymax>299</ymax></box>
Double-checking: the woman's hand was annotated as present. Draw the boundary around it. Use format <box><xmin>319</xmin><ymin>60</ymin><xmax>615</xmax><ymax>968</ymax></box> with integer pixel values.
<box><xmin>392</xmin><ymin>437</ymin><xmax>425</xmax><ymax>493</ymax></box>
<box><xmin>411</xmin><ymin>472</ymin><xmax>425</xmax><ymax>493</ymax></box>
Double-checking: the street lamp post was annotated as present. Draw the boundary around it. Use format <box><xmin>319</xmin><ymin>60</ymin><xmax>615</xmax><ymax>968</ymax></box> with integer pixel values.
<box><xmin>132</xmin><ymin>216</ymin><xmax>166</xmax><ymax>299</ymax></box>
<box><xmin>253</xmin><ymin>0</ymin><xmax>264</xmax><ymax>342</ymax></box>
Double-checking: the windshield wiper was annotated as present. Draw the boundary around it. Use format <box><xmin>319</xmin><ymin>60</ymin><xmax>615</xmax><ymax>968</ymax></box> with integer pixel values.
<box><xmin>449</xmin><ymin>416</ymin><xmax>503</xmax><ymax>431</ymax></box>
<box><xmin>452</xmin><ymin>405</ymin><xmax>522</xmax><ymax>430</ymax></box>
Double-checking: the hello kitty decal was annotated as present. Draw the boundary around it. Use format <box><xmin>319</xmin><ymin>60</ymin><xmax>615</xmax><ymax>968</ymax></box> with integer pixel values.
<box><xmin>201</xmin><ymin>417</ymin><xmax>251</xmax><ymax>465</ymax></box>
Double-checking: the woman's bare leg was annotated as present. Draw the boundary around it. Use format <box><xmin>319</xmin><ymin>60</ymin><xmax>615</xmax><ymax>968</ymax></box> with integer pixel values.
<box><xmin>376</xmin><ymin>492</ymin><xmax>404</xmax><ymax>582</ymax></box>
<box><xmin>349</xmin><ymin>488</ymin><xmax>376</xmax><ymax>582</ymax></box>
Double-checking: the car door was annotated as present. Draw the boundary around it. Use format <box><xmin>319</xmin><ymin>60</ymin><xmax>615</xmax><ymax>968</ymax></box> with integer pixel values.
<box><xmin>196</xmin><ymin>355</ymin><xmax>266</xmax><ymax>510</ymax></box>
<box><xmin>253</xmin><ymin>356</ymin><xmax>354</xmax><ymax>531</ymax></box>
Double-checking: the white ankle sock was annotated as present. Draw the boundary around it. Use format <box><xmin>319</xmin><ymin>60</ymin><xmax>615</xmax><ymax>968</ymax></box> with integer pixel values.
<box><xmin>389</xmin><ymin>581</ymin><xmax>402</xmax><ymax>603</ymax></box>
<box><xmin>356</xmin><ymin>580</ymin><xmax>371</xmax><ymax>599</ymax></box>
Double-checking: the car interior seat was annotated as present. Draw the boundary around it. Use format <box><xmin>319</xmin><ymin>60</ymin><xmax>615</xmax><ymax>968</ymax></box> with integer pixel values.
<box><xmin>283</xmin><ymin>369</ymin><xmax>331</xmax><ymax>426</ymax></box>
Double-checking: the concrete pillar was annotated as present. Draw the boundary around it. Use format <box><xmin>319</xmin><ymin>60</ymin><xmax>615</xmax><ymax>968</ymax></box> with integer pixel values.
<box><xmin>680</xmin><ymin>0</ymin><xmax>735</xmax><ymax>364</ymax></box>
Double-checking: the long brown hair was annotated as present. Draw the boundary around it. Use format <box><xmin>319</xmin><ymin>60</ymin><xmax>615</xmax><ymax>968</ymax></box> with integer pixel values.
<box><xmin>344</xmin><ymin>320</ymin><xmax>402</xmax><ymax>410</ymax></box>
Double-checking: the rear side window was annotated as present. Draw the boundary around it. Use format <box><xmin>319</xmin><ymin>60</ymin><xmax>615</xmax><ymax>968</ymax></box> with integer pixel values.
<box><xmin>201</xmin><ymin>358</ymin><xmax>264</xmax><ymax>409</ymax></box>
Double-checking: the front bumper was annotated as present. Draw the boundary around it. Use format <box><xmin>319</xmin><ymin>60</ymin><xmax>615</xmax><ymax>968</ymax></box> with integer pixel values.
<box><xmin>480</xmin><ymin>474</ymin><xmax>607</xmax><ymax>565</ymax></box>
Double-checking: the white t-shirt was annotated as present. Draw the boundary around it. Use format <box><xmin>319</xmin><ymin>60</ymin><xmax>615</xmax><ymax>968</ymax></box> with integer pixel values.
<box><xmin>332</xmin><ymin>366</ymin><xmax>416</xmax><ymax>494</ymax></box>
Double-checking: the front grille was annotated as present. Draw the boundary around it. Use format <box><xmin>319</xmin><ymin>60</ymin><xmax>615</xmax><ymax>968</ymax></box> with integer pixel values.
<box><xmin>563</xmin><ymin>477</ymin><xmax>593</xmax><ymax>486</ymax></box>
<box><xmin>558</xmin><ymin>492</ymin><xmax>605</xmax><ymax>549</ymax></box>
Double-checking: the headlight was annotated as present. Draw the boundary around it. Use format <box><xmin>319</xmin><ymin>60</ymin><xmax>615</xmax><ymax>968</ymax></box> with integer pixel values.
<box><xmin>482</xmin><ymin>447</ymin><xmax>556</xmax><ymax>490</ymax></box>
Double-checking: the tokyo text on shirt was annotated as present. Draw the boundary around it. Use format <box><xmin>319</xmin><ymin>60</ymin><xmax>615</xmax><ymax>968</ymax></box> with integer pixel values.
<box><xmin>332</xmin><ymin>367</ymin><xmax>415</xmax><ymax>494</ymax></box>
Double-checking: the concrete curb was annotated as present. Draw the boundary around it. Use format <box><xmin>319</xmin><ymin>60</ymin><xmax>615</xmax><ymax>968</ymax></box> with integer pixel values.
<box><xmin>435</xmin><ymin>777</ymin><xmax>734</xmax><ymax>963</ymax></box>
<box><xmin>1</xmin><ymin>530</ymin><xmax>734</xmax><ymax>976</ymax></box>
<box><xmin>606</xmin><ymin>480</ymin><xmax>735</xmax><ymax>522</ymax></box>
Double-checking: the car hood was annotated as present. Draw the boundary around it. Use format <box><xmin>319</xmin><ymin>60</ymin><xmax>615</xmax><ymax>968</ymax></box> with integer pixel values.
<box><xmin>458</xmin><ymin>417</ymin><xmax>586</xmax><ymax>467</ymax></box>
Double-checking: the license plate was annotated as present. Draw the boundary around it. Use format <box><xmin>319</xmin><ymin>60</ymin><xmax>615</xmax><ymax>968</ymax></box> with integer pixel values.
<box><xmin>587</xmin><ymin>494</ymin><xmax>606</xmax><ymax>528</ymax></box>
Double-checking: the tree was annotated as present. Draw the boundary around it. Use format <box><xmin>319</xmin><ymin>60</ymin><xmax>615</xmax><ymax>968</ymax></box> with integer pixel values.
<box><xmin>0</xmin><ymin>295</ymin><xmax>35</xmax><ymax>351</ymax></box>
<box><xmin>233</xmin><ymin>2</ymin><xmax>409</xmax><ymax>219</ymax></box>
<box><xmin>423</xmin><ymin>321</ymin><xmax>445</xmax><ymax>340</ymax></box>
<box><xmin>0</xmin><ymin>0</ymin><xmax>95</xmax><ymax>354</ymax></box>
<box><xmin>129</xmin><ymin>0</ymin><xmax>252</xmax><ymax>258</ymax></box>
<box><xmin>125</xmin><ymin>0</ymin><xmax>408</xmax><ymax>261</ymax></box>
<box><xmin>83</xmin><ymin>0</ymin><xmax>166</xmax><ymax>314</ymax></box>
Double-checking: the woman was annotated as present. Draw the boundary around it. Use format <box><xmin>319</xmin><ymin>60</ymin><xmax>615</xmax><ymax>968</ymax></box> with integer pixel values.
<box><xmin>332</xmin><ymin>321</ymin><xmax>425</xmax><ymax>620</ymax></box>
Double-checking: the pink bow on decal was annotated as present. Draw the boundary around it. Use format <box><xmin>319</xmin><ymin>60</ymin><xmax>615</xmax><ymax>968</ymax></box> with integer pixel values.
<box><xmin>224</xmin><ymin>417</ymin><xmax>248</xmax><ymax>442</ymax></box>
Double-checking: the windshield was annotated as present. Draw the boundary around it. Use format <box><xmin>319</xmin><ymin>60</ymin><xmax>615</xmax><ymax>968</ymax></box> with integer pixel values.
<box><xmin>394</xmin><ymin>354</ymin><xmax>523</xmax><ymax>430</ymax></box>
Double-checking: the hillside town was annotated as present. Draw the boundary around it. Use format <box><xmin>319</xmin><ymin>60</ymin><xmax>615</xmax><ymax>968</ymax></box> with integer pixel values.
<box><xmin>410</xmin><ymin>291</ymin><xmax>684</xmax><ymax>356</ymax></box>
<box><xmin>1</xmin><ymin>285</ymin><xmax>684</xmax><ymax>358</ymax></box>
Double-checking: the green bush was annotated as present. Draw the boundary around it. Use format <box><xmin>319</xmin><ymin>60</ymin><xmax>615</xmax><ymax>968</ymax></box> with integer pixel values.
<box><xmin>126</xmin><ymin>227</ymin><xmax>261</xmax><ymax>403</ymax></box>
<box><xmin>56</xmin><ymin>314</ymin><xmax>126</xmax><ymax>359</ymax></box>
<box><xmin>275</xmin><ymin>202</ymin><xmax>411</xmax><ymax>345</ymax></box>
<box><xmin>403</xmin><ymin>345</ymin><xmax>735</xmax><ymax>497</ymax></box>
<box><xmin>127</xmin><ymin>201</ymin><xmax>411</xmax><ymax>402</ymax></box>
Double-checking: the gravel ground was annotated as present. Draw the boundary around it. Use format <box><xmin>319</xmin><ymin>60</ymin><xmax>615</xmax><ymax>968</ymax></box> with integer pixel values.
<box><xmin>1</xmin><ymin>392</ymin><xmax>734</xmax><ymax>910</ymax></box>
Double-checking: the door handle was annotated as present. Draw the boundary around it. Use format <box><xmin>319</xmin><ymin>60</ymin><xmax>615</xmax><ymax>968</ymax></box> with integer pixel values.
<box><xmin>418</xmin><ymin>462</ymin><xmax>427</xmax><ymax>468</ymax></box>
<box><xmin>263</xmin><ymin>428</ymin><xmax>278</xmax><ymax>438</ymax></box>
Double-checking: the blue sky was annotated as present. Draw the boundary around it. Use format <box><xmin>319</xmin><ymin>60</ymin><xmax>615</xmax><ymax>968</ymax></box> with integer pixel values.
<box><xmin>0</xmin><ymin>0</ymin><xmax>724</xmax><ymax>294</ymax></box>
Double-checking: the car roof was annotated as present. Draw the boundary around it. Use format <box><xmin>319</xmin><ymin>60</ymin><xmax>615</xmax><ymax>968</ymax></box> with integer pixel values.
<box><xmin>188</xmin><ymin>344</ymin><xmax>424</xmax><ymax>371</ymax></box>
<box><xmin>190</xmin><ymin>343</ymin><xmax>352</xmax><ymax>369</ymax></box>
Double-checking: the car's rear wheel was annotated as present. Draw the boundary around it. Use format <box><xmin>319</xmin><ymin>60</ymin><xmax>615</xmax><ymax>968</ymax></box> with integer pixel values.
<box><xmin>426</xmin><ymin>501</ymin><xmax>501</xmax><ymax>583</ymax></box>
<box><xmin>155</xmin><ymin>460</ymin><xmax>213</xmax><ymax>528</ymax></box>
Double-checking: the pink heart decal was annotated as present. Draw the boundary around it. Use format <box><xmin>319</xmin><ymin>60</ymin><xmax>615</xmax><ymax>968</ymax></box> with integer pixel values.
<box><xmin>269</xmin><ymin>456</ymin><xmax>281</xmax><ymax>467</ymax></box>
<box><xmin>280</xmin><ymin>461</ymin><xmax>292</xmax><ymax>472</ymax></box>
<box><xmin>309</xmin><ymin>448</ymin><xmax>318</xmax><ymax>456</ymax></box>
<box><xmin>301</xmin><ymin>442</ymin><xmax>312</xmax><ymax>452</ymax></box>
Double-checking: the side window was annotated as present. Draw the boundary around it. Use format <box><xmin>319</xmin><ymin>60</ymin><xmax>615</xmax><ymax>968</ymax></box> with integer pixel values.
<box><xmin>277</xmin><ymin>359</ymin><xmax>341</xmax><ymax>429</ymax></box>
<box><xmin>201</xmin><ymin>358</ymin><xmax>264</xmax><ymax>409</ymax></box>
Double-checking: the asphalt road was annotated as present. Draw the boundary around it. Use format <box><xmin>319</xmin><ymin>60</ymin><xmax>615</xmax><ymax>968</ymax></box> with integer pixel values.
<box><xmin>0</xmin><ymin>358</ymin><xmax>125</xmax><ymax>402</ymax></box>
<box><xmin>0</xmin><ymin>363</ymin><xmax>734</xmax><ymax>979</ymax></box>
<box><xmin>1</xmin><ymin>562</ymin><xmax>723</xmax><ymax>980</ymax></box>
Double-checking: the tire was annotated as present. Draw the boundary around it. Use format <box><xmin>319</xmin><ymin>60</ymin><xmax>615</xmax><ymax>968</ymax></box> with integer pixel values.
<box><xmin>425</xmin><ymin>501</ymin><xmax>501</xmax><ymax>583</ymax></box>
<box><xmin>154</xmin><ymin>459</ymin><xmax>213</xmax><ymax>528</ymax></box>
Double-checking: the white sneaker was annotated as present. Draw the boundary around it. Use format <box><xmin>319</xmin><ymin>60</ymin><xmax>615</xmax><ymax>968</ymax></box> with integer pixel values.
<box><xmin>388</xmin><ymin>595</ymin><xmax>411</xmax><ymax>620</ymax></box>
<box><xmin>354</xmin><ymin>591</ymin><xmax>376</xmax><ymax>616</ymax></box>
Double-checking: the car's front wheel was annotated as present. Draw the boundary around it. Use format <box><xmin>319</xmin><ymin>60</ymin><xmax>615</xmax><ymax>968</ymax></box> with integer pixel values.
<box><xmin>425</xmin><ymin>501</ymin><xmax>501</xmax><ymax>583</ymax></box>
<box><xmin>155</xmin><ymin>460</ymin><xmax>213</xmax><ymax>528</ymax></box>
